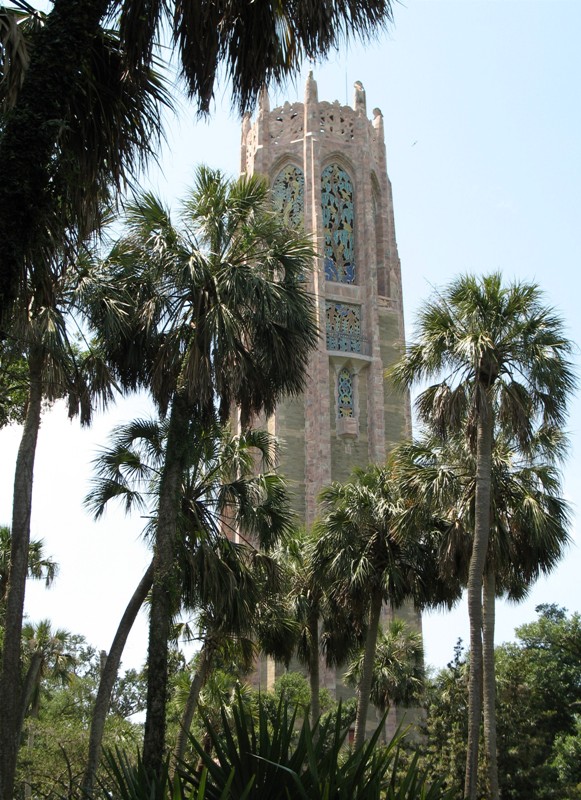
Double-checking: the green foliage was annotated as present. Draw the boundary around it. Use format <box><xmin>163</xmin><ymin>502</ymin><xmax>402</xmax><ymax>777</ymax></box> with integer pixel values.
<box><xmin>14</xmin><ymin>635</ymin><xmax>143</xmax><ymax>798</ymax></box>
<box><xmin>422</xmin><ymin>640</ymin><xmax>470</xmax><ymax>798</ymax></box>
<box><xmin>495</xmin><ymin>606</ymin><xmax>581</xmax><ymax>800</ymax></box>
<box><xmin>552</xmin><ymin>717</ymin><xmax>581</xmax><ymax>798</ymax></box>
<box><xmin>0</xmin><ymin>339</ymin><xmax>28</xmax><ymax>427</ymax></box>
<box><xmin>272</xmin><ymin>672</ymin><xmax>334</xmax><ymax>717</ymax></box>
<box><xmin>345</xmin><ymin>620</ymin><xmax>425</xmax><ymax>714</ymax></box>
<box><xmin>423</xmin><ymin>607</ymin><xmax>581</xmax><ymax>800</ymax></box>
<box><xmin>179</xmin><ymin>692</ymin><xmax>452</xmax><ymax>800</ymax></box>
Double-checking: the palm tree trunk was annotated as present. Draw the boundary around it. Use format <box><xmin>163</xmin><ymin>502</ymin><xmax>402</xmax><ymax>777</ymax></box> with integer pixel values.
<box><xmin>483</xmin><ymin>569</ymin><xmax>500</xmax><ymax>800</ymax></box>
<box><xmin>19</xmin><ymin>651</ymin><xmax>42</xmax><ymax>737</ymax></box>
<box><xmin>464</xmin><ymin>393</ymin><xmax>494</xmax><ymax>800</ymax></box>
<box><xmin>0</xmin><ymin>346</ymin><xmax>43</xmax><ymax>800</ymax></box>
<box><xmin>82</xmin><ymin>561</ymin><xmax>154</xmax><ymax>797</ymax></box>
<box><xmin>23</xmin><ymin>695</ymin><xmax>40</xmax><ymax>800</ymax></box>
<box><xmin>173</xmin><ymin>641</ymin><xmax>215</xmax><ymax>768</ymax></box>
<box><xmin>143</xmin><ymin>391</ymin><xmax>191</xmax><ymax>777</ymax></box>
<box><xmin>354</xmin><ymin>590</ymin><xmax>383</xmax><ymax>749</ymax></box>
<box><xmin>308</xmin><ymin>611</ymin><xmax>321</xmax><ymax>722</ymax></box>
<box><xmin>0</xmin><ymin>0</ymin><xmax>109</xmax><ymax>319</ymax></box>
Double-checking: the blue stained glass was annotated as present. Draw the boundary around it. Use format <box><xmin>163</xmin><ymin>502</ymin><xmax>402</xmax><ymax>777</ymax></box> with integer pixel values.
<box><xmin>326</xmin><ymin>302</ymin><xmax>361</xmax><ymax>353</ymax></box>
<box><xmin>321</xmin><ymin>164</ymin><xmax>355</xmax><ymax>284</ymax></box>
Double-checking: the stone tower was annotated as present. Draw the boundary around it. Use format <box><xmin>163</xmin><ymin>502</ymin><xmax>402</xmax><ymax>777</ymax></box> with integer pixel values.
<box><xmin>241</xmin><ymin>74</ymin><xmax>416</xmax><ymax>727</ymax></box>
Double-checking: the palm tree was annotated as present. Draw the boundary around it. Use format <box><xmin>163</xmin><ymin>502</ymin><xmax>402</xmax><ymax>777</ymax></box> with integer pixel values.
<box><xmin>172</xmin><ymin>554</ymin><xmax>297</xmax><ymax>769</ymax></box>
<box><xmin>82</xmin><ymin>414</ymin><xmax>295</xmax><ymax>794</ymax></box>
<box><xmin>20</xmin><ymin>619</ymin><xmax>76</xmax><ymax>800</ymax></box>
<box><xmin>0</xmin><ymin>259</ymin><xmax>119</xmax><ymax>799</ymax></box>
<box><xmin>0</xmin><ymin>2</ymin><xmax>170</xmax><ymax>320</ymax></box>
<box><xmin>395</xmin><ymin>428</ymin><xmax>572</xmax><ymax>797</ymax></box>
<box><xmin>391</xmin><ymin>275</ymin><xmax>575</xmax><ymax>800</ymax></box>
<box><xmin>87</xmin><ymin>167</ymin><xmax>317</xmax><ymax>776</ymax></box>
<box><xmin>0</xmin><ymin>15</ymin><xmax>169</xmax><ymax>788</ymax></box>
<box><xmin>314</xmin><ymin>465</ymin><xmax>442</xmax><ymax>750</ymax></box>
<box><xmin>0</xmin><ymin>525</ymin><xmax>57</xmax><ymax>615</ymax></box>
<box><xmin>273</xmin><ymin>531</ymin><xmax>324</xmax><ymax>723</ymax></box>
<box><xmin>20</xmin><ymin>619</ymin><xmax>75</xmax><ymax>725</ymax></box>
<box><xmin>344</xmin><ymin>618</ymin><xmax>424</xmax><ymax>720</ymax></box>
<box><xmin>482</xmin><ymin>433</ymin><xmax>571</xmax><ymax>800</ymax></box>
<box><xmin>0</xmin><ymin>0</ymin><xmax>395</xmax><ymax>319</ymax></box>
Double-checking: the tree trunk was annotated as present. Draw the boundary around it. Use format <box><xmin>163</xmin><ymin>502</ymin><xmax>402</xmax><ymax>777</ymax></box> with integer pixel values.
<box><xmin>0</xmin><ymin>346</ymin><xmax>43</xmax><ymax>800</ymax></box>
<box><xmin>483</xmin><ymin>569</ymin><xmax>500</xmax><ymax>800</ymax></box>
<box><xmin>464</xmin><ymin>392</ymin><xmax>493</xmax><ymax>800</ymax></box>
<box><xmin>23</xmin><ymin>694</ymin><xmax>40</xmax><ymax>800</ymax></box>
<box><xmin>82</xmin><ymin>562</ymin><xmax>154</xmax><ymax>797</ymax></box>
<box><xmin>173</xmin><ymin>641</ymin><xmax>215</xmax><ymax>768</ymax></box>
<box><xmin>0</xmin><ymin>0</ymin><xmax>109</xmax><ymax>320</ymax></box>
<box><xmin>308</xmin><ymin>611</ymin><xmax>321</xmax><ymax>723</ymax></box>
<box><xmin>143</xmin><ymin>392</ymin><xmax>191</xmax><ymax>777</ymax></box>
<box><xmin>354</xmin><ymin>590</ymin><xmax>383</xmax><ymax>750</ymax></box>
<box><xmin>19</xmin><ymin>651</ymin><xmax>42</xmax><ymax>737</ymax></box>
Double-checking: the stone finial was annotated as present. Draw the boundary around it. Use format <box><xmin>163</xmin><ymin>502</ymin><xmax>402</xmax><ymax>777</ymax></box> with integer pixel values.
<box><xmin>305</xmin><ymin>70</ymin><xmax>318</xmax><ymax>103</ymax></box>
<box><xmin>372</xmin><ymin>107</ymin><xmax>384</xmax><ymax>140</ymax></box>
<box><xmin>354</xmin><ymin>80</ymin><xmax>366</xmax><ymax>115</ymax></box>
<box><xmin>258</xmin><ymin>85</ymin><xmax>270</xmax><ymax>115</ymax></box>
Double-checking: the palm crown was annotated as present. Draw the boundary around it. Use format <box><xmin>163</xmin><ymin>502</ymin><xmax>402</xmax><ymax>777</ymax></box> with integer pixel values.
<box><xmin>392</xmin><ymin>273</ymin><xmax>575</xmax><ymax>453</ymax></box>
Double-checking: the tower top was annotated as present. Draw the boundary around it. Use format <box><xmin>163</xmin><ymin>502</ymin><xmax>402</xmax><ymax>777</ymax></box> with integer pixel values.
<box><xmin>241</xmin><ymin>73</ymin><xmax>386</xmax><ymax>175</ymax></box>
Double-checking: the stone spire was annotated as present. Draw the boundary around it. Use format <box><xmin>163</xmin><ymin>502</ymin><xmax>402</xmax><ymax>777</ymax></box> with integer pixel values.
<box><xmin>354</xmin><ymin>80</ymin><xmax>366</xmax><ymax>115</ymax></box>
<box><xmin>305</xmin><ymin>70</ymin><xmax>318</xmax><ymax>104</ymax></box>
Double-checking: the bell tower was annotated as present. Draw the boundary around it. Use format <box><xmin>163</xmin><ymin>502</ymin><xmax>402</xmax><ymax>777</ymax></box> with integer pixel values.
<box><xmin>241</xmin><ymin>73</ymin><xmax>410</xmax><ymax>523</ymax></box>
<box><xmin>241</xmin><ymin>75</ymin><xmax>416</xmax><ymax>731</ymax></box>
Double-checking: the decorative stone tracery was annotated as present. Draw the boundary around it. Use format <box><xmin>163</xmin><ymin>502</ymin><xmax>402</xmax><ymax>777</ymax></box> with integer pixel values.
<box><xmin>326</xmin><ymin>301</ymin><xmax>361</xmax><ymax>353</ymax></box>
<box><xmin>337</xmin><ymin>367</ymin><xmax>354</xmax><ymax>418</ymax></box>
<box><xmin>272</xmin><ymin>164</ymin><xmax>305</xmax><ymax>229</ymax></box>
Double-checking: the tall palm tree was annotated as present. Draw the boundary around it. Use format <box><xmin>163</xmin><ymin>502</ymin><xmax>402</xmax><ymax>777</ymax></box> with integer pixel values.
<box><xmin>0</xmin><ymin>262</ymin><xmax>118</xmax><ymax>800</ymax></box>
<box><xmin>314</xmin><ymin>465</ymin><xmax>444</xmax><ymax>750</ymax></box>
<box><xmin>273</xmin><ymin>529</ymin><xmax>339</xmax><ymax>723</ymax></box>
<box><xmin>0</xmin><ymin>0</ymin><xmax>395</xmax><ymax>319</ymax></box>
<box><xmin>0</xmin><ymin>14</ymin><xmax>169</xmax><ymax>789</ymax></box>
<box><xmin>482</xmin><ymin>433</ymin><xmax>571</xmax><ymax>800</ymax></box>
<box><xmin>391</xmin><ymin>274</ymin><xmax>575</xmax><ymax>800</ymax></box>
<box><xmin>87</xmin><ymin>167</ymin><xmax>318</xmax><ymax>776</ymax></box>
<box><xmin>395</xmin><ymin>428</ymin><xmax>571</xmax><ymax>797</ymax></box>
<box><xmin>82</xmin><ymin>415</ymin><xmax>295</xmax><ymax>794</ymax></box>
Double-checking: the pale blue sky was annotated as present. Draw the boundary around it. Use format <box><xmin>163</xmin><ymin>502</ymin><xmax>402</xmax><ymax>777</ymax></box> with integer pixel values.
<box><xmin>1</xmin><ymin>0</ymin><xmax>580</xmax><ymax>671</ymax></box>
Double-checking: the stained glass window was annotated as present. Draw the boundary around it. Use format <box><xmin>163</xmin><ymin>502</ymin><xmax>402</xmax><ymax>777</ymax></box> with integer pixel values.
<box><xmin>326</xmin><ymin>302</ymin><xmax>361</xmax><ymax>353</ymax></box>
<box><xmin>338</xmin><ymin>368</ymin><xmax>354</xmax><ymax>418</ymax></box>
<box><xmin>272</xmin><ymin>165</ymin><xmax>304</xmax><ymax>229</ymax></box>
<box><xmin>321</xmin><ymin>164</ymin><xmax>355</xmax><ymax>283</ymax></box>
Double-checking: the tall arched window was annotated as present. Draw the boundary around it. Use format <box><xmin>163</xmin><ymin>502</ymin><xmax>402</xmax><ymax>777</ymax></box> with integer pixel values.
<box><xmin>272</xmin><ymin>164</ymin><xmax>305</xmax><ymax>229</ymax></box>
<box><xmin>321</xmin><ymin>163</ymin><xmax>355</xmax><ymax>283</ymax></box>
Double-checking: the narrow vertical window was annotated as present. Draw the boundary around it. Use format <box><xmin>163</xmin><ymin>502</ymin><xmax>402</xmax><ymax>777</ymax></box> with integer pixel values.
<box><xmin>272</xmin><ymin>165</ymin><xmax>304</xmax><ymax>229</ymax></box>
<box><xmin>338</xmin><ymin>368</ymin><xmax>354</xmax><ymax>418</ymax></box>
<box><xmin>321</xmin><ymin>164</ymin><xmax>355</xmax><ymax>283</ymax></box>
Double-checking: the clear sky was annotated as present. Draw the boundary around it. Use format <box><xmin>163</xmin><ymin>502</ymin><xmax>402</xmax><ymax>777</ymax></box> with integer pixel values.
<box><xmin>1</xmin><ymin>0</ymin><xmax>581</xmax><ymax>673</ymax></box>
